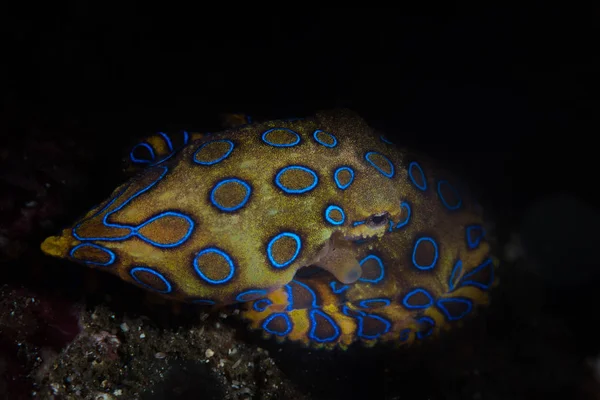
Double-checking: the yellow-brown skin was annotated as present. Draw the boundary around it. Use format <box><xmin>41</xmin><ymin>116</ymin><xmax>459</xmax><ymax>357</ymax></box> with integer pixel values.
<box><xmin>242</xmin><ymin>198</ymin><xmax>495</xmax><ymax>349</ymax></box>
<box><xmin>41</xmin><ymin>109</ymin><xmax>496</xmax><ymax>349</ymax></box>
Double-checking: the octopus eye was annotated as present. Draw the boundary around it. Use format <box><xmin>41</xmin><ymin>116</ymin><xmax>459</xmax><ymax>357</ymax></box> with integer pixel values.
<box><xmin>367</xmin><ymin>212</ymin><xmax>389</xmax><ymax>228</ymax></box>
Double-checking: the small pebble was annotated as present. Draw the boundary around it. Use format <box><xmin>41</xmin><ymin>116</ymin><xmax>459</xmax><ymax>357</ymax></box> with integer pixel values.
<box><xmin>139</xmin><ymin>333</ymin><xmax>146</xmax><ymax>339</ymax></box>
<box><xmin>155</xmin><ymin>352</ymin><xmax>167</xmax><ymax>359</ymax></box>
<box><xmin>120</xmin><ymin>323</ymin><xmax>129</xmax><ymax>332</ymax></box>
<box><xmin>50</xmin><ymin>383</ymin><xmax>60</xmax><ymax>394</ymax></box>
<box><xmin>205</xmin><ymin>349</ymin><xmax>214</xmax><ymax>358</ymax></box>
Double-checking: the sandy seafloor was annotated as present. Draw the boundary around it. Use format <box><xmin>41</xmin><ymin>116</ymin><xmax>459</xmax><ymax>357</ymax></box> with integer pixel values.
<box><xmin>1</xmin><ymin>110</ymin><xmax>599</xmax><ymax>400</ymax></box>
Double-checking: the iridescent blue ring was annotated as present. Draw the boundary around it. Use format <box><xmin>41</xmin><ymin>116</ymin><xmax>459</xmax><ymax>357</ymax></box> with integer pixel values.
<box><xmin>274</xmin><ymin>165</ymin><xmax>319</xmax><ymax>194</ymax></box>
<box><xmin>193</xmin><ymin>247</ymin><xmax>236</xmax><ymax>284</ymax></box>
<box><xmin>130</xmin><ymin>266</ymin><xmax>173</xmax><ymax>294</ymax></box>
<box><xmin>209</xmin><ymin>178</ymin><xmax>252</xmax><ymax>212</ymax></box>
<box><xmin>193</xmin><ymin>139</ymin><xmax>234</xmax><ymax>166</ymax></box>
<box><xmin>313</xmin><ymin>129</ymin><xmax>338</xmax><ymax>148</ymax></box>
<box><xmin>266</xmin><ymin>232</ymin><xmax>302</xmax><ymax>269</ymax></box>
<box><xmin>261</xmin><ymin>128</ymin><xmax>301</xmax><ymax>147</ymax></box>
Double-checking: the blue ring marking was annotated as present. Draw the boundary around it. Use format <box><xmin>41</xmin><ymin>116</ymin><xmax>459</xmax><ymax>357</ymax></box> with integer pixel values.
<box><xmin>73</xmin><ymin>183</ymin><xmax>130</xmax><ymax>240</ymax></box>
<box><xmin>284</xmin><ymin>284</ymin><xmax>294</xmax><ymax>311</ymax></box>
<box><xmin>358</xmin><ymin>254</ymin><xmax>385</xmax><ymax>284</ymax></box>
<box><xmin>399</xmin><ymin>328</ymin><xmax>411</xmax><ymax>342</ymax></box>
<box><xmin>436</xmin><ymin>297</ymin><xmax>473</xmax><ymax>321</ymax></box>
<box><xmin>193</xmin><ymin>247</ymin><xmax>236</xmax><ymax>285</ymax></box>
<box><xmin>72</xmin><ymin>166</ymin><xmax>193</xmax><ymax>249</ymax></box>
<box><xmin>313</xmin><ymin>129</ymin><xmax>338</xmax><ymax>148</ymax></box>
<box><xmin>130</xmin><ymin>142</ymin><xmax>156</xmax><ymax>164</ymax></box>
<box><xmin>69</xmin><ymin>243</ymin><xmax>116</xmax><ymax>266</ymax></box>
<box><xmin>308</xmin><ymin>309</ymin><xmax>341</xmax><ymax>343</ymax></box>
<box><xmin>261</xmin><ymin>128</ymin><xmax>301</xmax><ymax>147</ymax></box>
<box><xmin>324</xmin><ymin>205</ymin><xmax>345</xmax><ymax>226</ymax></box>
<box><xmin>192</xmin><ymin>299</ymin><xmax>216</xmax><ymax>305</ymax></box>
<box><xmin>130</xmin><ymin>130</ymin><xmax>187</xmax><ymax>167</ymax></box>
<box><xmin>236</xmin><ymin>289</ymin><xmax>268</xmax><ymax>303</ymax></box>
<box><xmin>158</xmin><ymin>132</ymin><xmax>174</xmax><ymax>151</ymax></box>
<box><xmin>330</xmin><ymin>281</ymin><xmax>349</xmax><ymax>294</ymax></box>
<box><xmin>182</xmin><ymin>131</ymin><xmax>189</xmax><ymax>145</ymax></box>
<box><xmin>411</xmin><ymin>237</ymin><xmax>439</xmax><ymax>271</ymax></box>
<box><xmin>342</xmin><ymin>304</ymin><xmax>364</xmax><ymax>318</ymax></box>
<box><xmin>357</xmin><ymin>313</ymin><xmax>392</xmax><ymax>340</ymax></box>
<box><xmin>193</xmin><ymin>139</ymin><xmax>235</xmax><ymax>166</ymax></box>
<box><xmin>333</xmin><ymin>166</ymin><xmax>355</xmax><ymax>190</ymax></box>
<box><xmin>358</xmin><ymin>298</ymin><xmax>391</xmax><ymax>308</ymax></box>
<box><xmin>149</xmin><ymin>149</ymin><xmax>177</xmax><ymax>166</ymax></box>
<box><xmin>266</xmin><ymin>232</ymin><xmax>302</xmax><ymax>269</ymax></box>
<box><xmin>253</xmin><ymin>298</ymin><xmax>273</xmax><ymax>312</ymax></box>
<box><xmin>459</xmin><ymin>257</ymin><xmax>494</xmax><ymax>290</ymax></box>
<box><xmin>437</xmin><ymin>180</ymin><xmax>462</xmax><ymax>210</ymax></box>
<box><xmin>380</xmin><ymin>135</ymin><xmax>394</xmax><ymax>145</ymax></box>
<box><xmin>130</xmin><ymin>266</ymin><xmax>173</xmax><ymax>294</ymax></box>
<box><xmin>352</xmin><ymin>220</ymin><xmax>365</xmax><ymax>227</ymax></box>
<box><xmin>388</xmin><ymin>219</ymin><xmax>394</xmax><ymax>232</ymax></box>
<box><xmin>135</xmin><ymin>211</ymin><xmax>195</xmax><ymax>248</ymax></box>
<box><xmin>395</xmin><ymin>201</ymin><xmax>412</xmax><ymax>230</ymax></box>
<box><xmin>341</xmin><ymin>306</ymin><xmax>391</xmax><ymax>340</ymax></box>
<box><xmin>466</xmin><ymin>224</ymin><xmax>485</xmax><ymax>249</ymax></box>
<box><xmin>274</xmin><ymin>165</ymin><xmax>319</xmax><ymax>194</ymax></box>
<box><xmin>402</xmin><ymin>288</ymin><xmax>434</xmax><ymax>309</ymax></box>
<box><xmin>209</xmin><ymin>178</ymin><xmax>252</xmax><ymax>212</ymax></box>
<box><xmin>408</xmin><ymin>161</ymin><xmax>427</xmax><ymax>191</ymax></box>
<box><xmin>262</xmin><ymin>313</ymin><xmax>293</xmax><ymax>336</ymax></box>
<box><xmin>289</xmin><ymin>279</ymin><xmax>318</xmax><ymax>309</ymax></box>
<box><xmin>448</xmin><ymin>260</ymin><xmax>463</xmax><ymax>291</ymax></box>
<box><xmin>365</xmin><ymin>151</ymin><xmax>395</xmax><ymax>178</ymax></box>
<box><xmin>415</xmin><ymin>316</ymin><xmax>435</xmax><ymax>339</ymax></box>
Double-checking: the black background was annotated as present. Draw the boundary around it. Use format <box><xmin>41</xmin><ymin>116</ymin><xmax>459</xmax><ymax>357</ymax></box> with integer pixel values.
<box><xmin>0</xmin><ymin>4</ymin><xmax>596</xmax><ymax>400</ymax></box>
<box><xmin>2</xmin><ymin>5</ymin><xmax>594</xmax><ymax>226</ymax></box>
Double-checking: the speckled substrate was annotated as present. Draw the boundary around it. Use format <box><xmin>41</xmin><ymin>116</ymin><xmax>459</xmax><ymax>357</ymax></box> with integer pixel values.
<box><xmin>34</xmin><ymin>305</ymin><xmax>306</xmax><ymax>400</ymax></box>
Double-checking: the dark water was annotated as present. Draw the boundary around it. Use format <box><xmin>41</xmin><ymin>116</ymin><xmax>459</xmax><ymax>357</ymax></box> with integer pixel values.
<box><xmin>0</xmin><ymin>5</ymin><xmax>595</xmax><ymax>400</ymax></box>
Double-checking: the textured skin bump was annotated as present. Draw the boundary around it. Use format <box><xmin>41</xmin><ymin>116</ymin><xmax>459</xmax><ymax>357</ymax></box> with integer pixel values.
<box><xmin>41</xmin><ymin>109</ymin><xmax>497</xmax><ymax>349</ymax></box>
